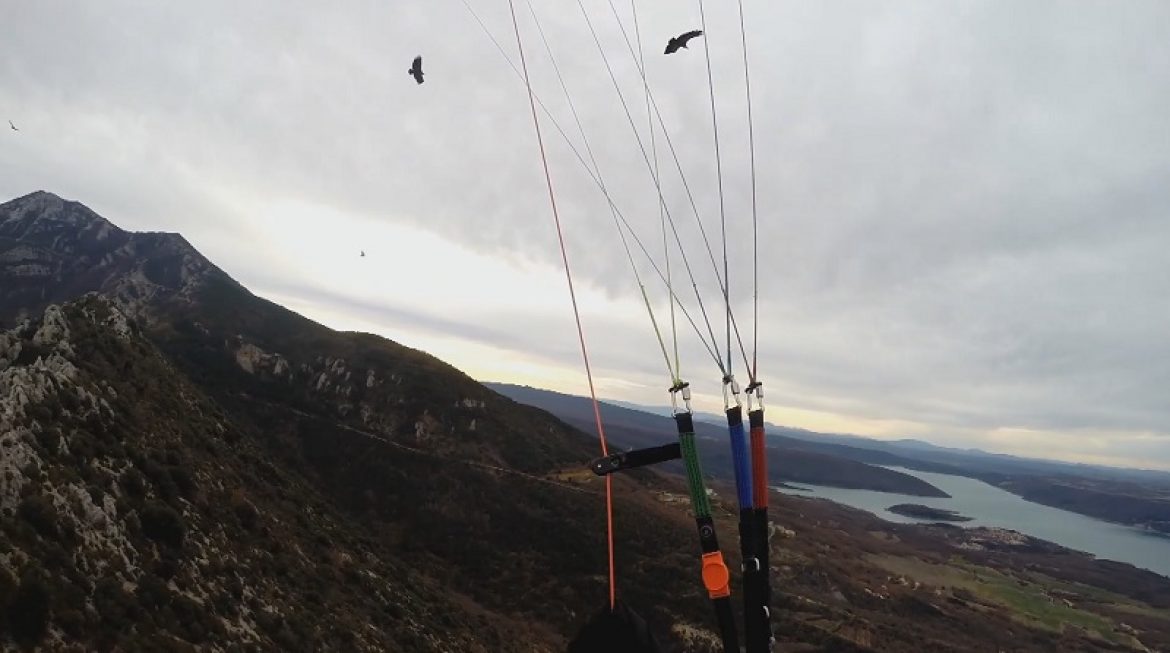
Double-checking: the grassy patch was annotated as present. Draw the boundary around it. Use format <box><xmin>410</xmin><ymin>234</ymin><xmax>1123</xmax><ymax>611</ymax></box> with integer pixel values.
<box><xmin>865</xmin><ymin>554</ymin><xmax>1124</xmax><ymax>642</ymax></box>
<box><xmin>1013</xmin><ymin>569</ymin><xmax>1170</xmax><ymax>623</ymax></box>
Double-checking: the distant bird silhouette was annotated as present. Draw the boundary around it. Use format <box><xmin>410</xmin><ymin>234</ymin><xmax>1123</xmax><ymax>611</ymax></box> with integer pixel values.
<box><xmin>408</xmin><ymin>56</ymin><xmax>424</xmax><ymax>84</ymax></box>
<box><xmin>360</xmin><ymin>250</ymin><xmax>366</xmax><ymax>257</ymax></box>
<box><xmin>664</xmin><ymin>30</ymin><xmax>703</xmax><ymax>54</ymax></box>
<box><xmin>8</xmin><ymin>120</ymin><xmax>16</xmax><ymax>131</ymax></box>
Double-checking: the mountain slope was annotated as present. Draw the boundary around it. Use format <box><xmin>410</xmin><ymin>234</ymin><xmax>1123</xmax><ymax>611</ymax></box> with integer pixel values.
<box><xmin>0</xmin><ymin>299</ymin><xmax>721</xmax><ymax>650</ymax></box>
<box><xmin>0</xmin><ymin>297</ymin><xmax>532</xmax><ymax>650</ymax></box>
<box><xmin>0</xmin><ymin>192</ymin><xmax>723</xmax><ymax>651</ymax></box>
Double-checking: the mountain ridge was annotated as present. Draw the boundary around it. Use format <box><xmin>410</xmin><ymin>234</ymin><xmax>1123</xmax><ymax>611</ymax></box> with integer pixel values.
<box><xmin>483</xmin><ymin>382</ymin><xmax>953</xmax><ymax>498</ymax></box>
<box><xmin>0</xmin><ymin>191</ymin><xmax>231</xmax><ymax>331</ymax></box>
<box><xmin>488</xmin><ymin>382</ymin><xmax>1170</xmax><ymax>533</ymax></box>
<box><xmin>0</xmin><ymin>193</ymin><xmax>716</xmax><ymax>650</ymax></box>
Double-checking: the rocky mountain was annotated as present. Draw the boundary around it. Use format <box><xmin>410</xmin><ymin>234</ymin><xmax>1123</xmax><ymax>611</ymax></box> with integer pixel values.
<box><xmin>3</xmin><ymin>191</ymin><xmax>1170</xmax><ymax>652</ymax></box>
<box><xmin>0</xmin><ymin>192</ymin><xmax>714</xmax><ymax>651</ymax></box>
<box><xmin>1</xmin><ymin>297</ymin><xmax>519</xmax><ymax>650</ymax></box>
<box><xmin>0</xmin><ymin>192</ymin><xmax>220</xmax><ymax>329</ymax></box>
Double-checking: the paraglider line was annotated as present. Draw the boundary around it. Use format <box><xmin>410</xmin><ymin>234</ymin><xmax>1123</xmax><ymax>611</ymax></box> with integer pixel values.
<box><xmin>736</xmin><ymin>0</ymin><xmax>761</xmax><ymax>382</ymax></box>
<box><xmin>504</xmin><ymin>0</ymin><xmax>615</xmax><ymax>610</ymax></box>
<box><xmin>605</xmin><ymin>0</ymin><xmax>752</xmax><ymax>378</ymax></box>
<box><xmin>696</xmin><ymin>0</ymin><xmax>732</xmax><ymax>380</ymax></box>
<box><xmin>628</xmin><ymin>0</ymin><xmax>679</xmax><ymax>381</ymax></box>
<box><xmin>527</xmin><ymin>0</ymin><xmax>677</xmax><ymax>384</ymax></box>
<box><xmin>577</xmin><ymin>0</ymin><xmax>728</xmax><ymax>378</ymax></box>
<box><xmin>456</xmin><ymin>0</ymin><xmax>725</xmax><ymax>372</ymax></box>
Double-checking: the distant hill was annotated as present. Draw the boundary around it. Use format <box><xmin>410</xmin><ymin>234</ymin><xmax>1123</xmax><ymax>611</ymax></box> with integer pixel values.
<box><xmin>517</xmin><ymin>386</ymin><xmax>1170</xmax><ymax>533</ymax></box>
<box><xmin>484</xmin><ymin>383</ymin><xmax>950</xmax><ymax>498</ymax></box>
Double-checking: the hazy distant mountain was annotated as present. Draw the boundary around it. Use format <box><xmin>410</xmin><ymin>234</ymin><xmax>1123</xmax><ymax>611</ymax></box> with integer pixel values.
<box><xmin>484</xmin><ymin>382</ymin><xmax>951</xmax><ymax>498</ymax></box>
<box><xmin>609</xmin><ymin>393</ymin><xmax>1170</xmax><ymax>488</ymax></box>
<box><xmin>498</xmin><ymin>386</ymin><xmax>1170</xmax><ymax>533</ymax></box>
<box><xmin>605</xmin><ymin>398</ymin><xmax>675</xmax><ymax>417</ymax></box>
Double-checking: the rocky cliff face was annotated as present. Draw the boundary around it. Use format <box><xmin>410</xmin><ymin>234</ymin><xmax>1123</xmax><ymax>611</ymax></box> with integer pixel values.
<box><xmin>1</xmin><ymin>297</ymin><xmax>544</xmax><ymax>651</ymax></box>
<box><xmin>0</xmin><ymin>194</ymin><xmax>713</xmax><ymax>652</ymax></box>
<box><xmin>0</xmin><ymin>192</ymin><xmax>225</xmax><ymax>328</ymax></box>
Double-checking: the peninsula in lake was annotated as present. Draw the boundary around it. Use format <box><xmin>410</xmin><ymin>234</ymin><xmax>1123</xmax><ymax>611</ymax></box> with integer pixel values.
<box><xmin>889</xmin><ymin>503</ymin><xmax>974</xmax><ymax>522</ymax></box>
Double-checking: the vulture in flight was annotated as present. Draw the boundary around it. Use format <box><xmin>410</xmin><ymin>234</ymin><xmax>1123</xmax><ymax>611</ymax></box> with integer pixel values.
<box><xmin>664</xmin><ymin>30</ymin><xmax>703</xmax><ymax>54</ymax></box>
<box><xmin>408</xmin><ymin>56</ymin><xmax>424</xmax><ymax>84</ymax></box>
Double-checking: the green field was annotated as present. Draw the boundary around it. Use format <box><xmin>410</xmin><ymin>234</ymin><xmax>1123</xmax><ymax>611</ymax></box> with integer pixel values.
<box><xmin>864</xmin><ymin>554</ymin><xmax>1151</xmax><ymax>645</ymax></box>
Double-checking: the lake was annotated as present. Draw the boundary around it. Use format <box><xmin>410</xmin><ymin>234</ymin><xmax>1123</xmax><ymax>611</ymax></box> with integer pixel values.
<box><xmin>777</xmin><ymin>467</ymin><xmax>1170</xmax><ymax>579</ymax></box>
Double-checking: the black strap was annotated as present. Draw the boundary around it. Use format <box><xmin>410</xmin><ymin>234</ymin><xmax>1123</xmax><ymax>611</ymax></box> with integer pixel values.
<box><xmin>745</xmin><ymin>407</ymin><xmax>773</xmax><ymax>651</ymax></box>
<box><xmin>741</xmin><ymin>508</ymin><xmax>764</xmax><ymax>651</ymax></box>
<box><xmin>713</xmin><ymin>596</ymin><xmax>739</xmax><ymax>653</ymax></box>
<box><xmin>695</xmin><ymin>517</ymin><xmax>740</xmax><ymax>653</ymax></box>
<box><xmin>748</xmin><ymin>507</ymin><xmax>773</xmax><ymax>651</ymax></box>
<box><xmin>679</xmin><ymin>420</ymin><xmax>740</xmax><ymax>653</ymax></box>
<box><xmin>591</xmin><ymin>443</ymin><xmax>682</xmax><ymax>476</ymax></box>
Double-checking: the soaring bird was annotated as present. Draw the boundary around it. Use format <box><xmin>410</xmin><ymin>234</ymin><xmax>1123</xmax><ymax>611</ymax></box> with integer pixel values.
<box><xmin>408</xmin><ymin>56</ymin><xmax>424</xmax><ymax>84</ymax></box>
<box><xmin>664</xmin><ymin>30</ymin><xmax>703</xmax><ymax>54</ymax></box>
<box><xmin>8</xmin><ymin>120</ymin><xmax>16</xmax><ymax>131</ymax></box>
<box><xmin>360</xmin><ymin>250</ymin><xmax>366</xmax><ymax>258</ymax></box>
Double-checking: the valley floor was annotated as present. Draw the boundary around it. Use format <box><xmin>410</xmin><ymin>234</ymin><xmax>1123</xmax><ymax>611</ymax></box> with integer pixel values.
<box><xmin>566</xmin><ymin>468</ymin><xmax>1170</xmax><ymax>652</ymax></box>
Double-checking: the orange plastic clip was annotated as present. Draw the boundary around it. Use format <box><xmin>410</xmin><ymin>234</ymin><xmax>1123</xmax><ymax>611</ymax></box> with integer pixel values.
<box><xmin>700</xmin><ymin>551</ymin><xmax>731</xmax><ymax>598</ymax></box>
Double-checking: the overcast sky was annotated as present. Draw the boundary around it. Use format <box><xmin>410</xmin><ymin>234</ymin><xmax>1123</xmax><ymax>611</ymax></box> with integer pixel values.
<box><xmin>3</xmin><ymin>0</ymin><xmax>1168</xmax><ymax>469</ymax></box>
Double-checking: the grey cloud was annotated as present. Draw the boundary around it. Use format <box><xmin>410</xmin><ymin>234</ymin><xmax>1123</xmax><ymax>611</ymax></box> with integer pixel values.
<box><xmin>249</xmin><ymin>276</ymin><xmax>681</xmax><ymax>388</ymax></box>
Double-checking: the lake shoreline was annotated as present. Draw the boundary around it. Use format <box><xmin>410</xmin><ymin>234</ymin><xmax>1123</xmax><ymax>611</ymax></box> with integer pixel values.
<box><xmin>776</xmin><ymin>466</ymin><xmax>1170</xmax><ymax>579</ymax></box>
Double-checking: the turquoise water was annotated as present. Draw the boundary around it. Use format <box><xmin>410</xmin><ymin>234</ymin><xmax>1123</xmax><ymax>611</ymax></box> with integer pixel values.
<box><xmin>778</xmin><ymin>467</ymin><xmax>1170</xmax><ymax>578</ymax></box>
